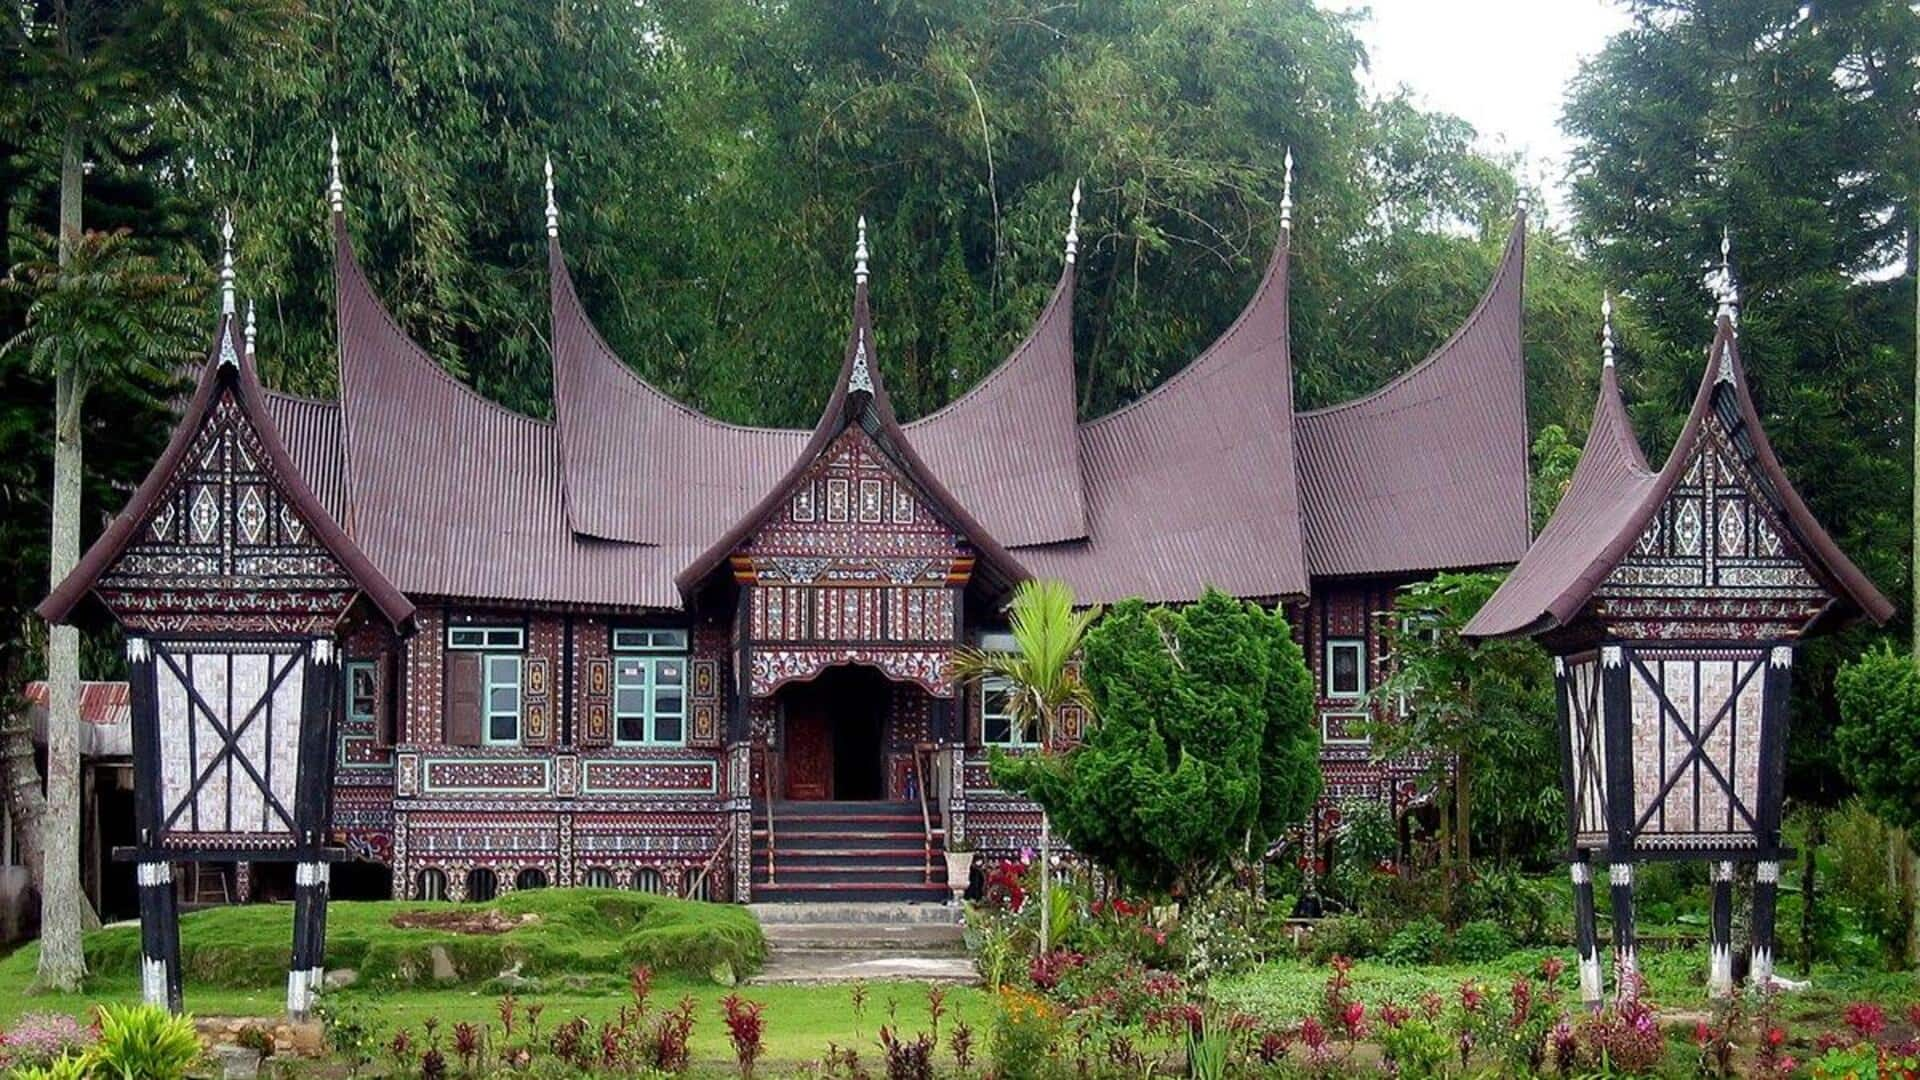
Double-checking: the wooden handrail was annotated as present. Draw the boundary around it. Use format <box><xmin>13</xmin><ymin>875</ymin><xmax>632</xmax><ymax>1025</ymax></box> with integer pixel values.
<box><xmin>687</xmin><ymin>819</ymin><xmax>735</xmax><ymax>901</ymax></box>
<box><xmin>914</xmin><ymin>741</ymin><xmax>936</xmax><ymax>884</ymax></box>
<box><xmin>756</xmin><ymin>742</ymin><xmax>776</xmax><ymax>886</ymax></box>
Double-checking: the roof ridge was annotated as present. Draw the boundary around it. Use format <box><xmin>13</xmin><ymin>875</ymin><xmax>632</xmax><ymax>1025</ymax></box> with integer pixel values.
<box><xmin>549</xmin><ymin>245</ymin><xmax>809</xmax><ymax>438</ymax></box>
<box><xmin>335</xmin><ymin>218</ymin><xmax>552</xmax><ymax>433</ymax></box>
<box><xmin>906</xmin><ymin>263</ymin><xmax>1074</xmax><ymax>429</ymax></box>
<box><xmin>1298</xmin><ymin>215</ymin><xmax>1524</xmax><ymax>421</ymax></box>
<box><xmin>1082</xmin><ymin>223</ymin><xmax>1291</xmax><ymax>432</ymax></box>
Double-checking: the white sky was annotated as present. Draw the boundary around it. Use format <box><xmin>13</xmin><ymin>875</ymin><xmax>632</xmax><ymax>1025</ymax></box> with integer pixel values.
<box><xmin>1328</xmin><ymin>0</ymin><xmax>1636</xmax><ymax>220</ymax></box>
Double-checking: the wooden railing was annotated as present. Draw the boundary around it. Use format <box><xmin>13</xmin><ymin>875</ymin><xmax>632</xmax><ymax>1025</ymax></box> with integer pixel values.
<box><xmin>686</xmin><ymin>819</ymin><xmax>735</xmax><ymax>902</ymax></box>
<box><xmin>914</xmin><ymin>741</ymin><xmax>938</xmax><ymax>884</ymax></box>
<box><xmin>754</xmin><ymin>741</ymin><xmax>777</xmax><ymax>886</ymax></box>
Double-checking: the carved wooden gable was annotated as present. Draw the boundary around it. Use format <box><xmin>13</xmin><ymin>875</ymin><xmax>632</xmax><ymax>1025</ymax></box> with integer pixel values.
<box><xmin>97</xmin><ymin>387</ymin><xmax>359</xmax><ymax>635</ymax></box>
<box><xmin>735</xmin><ymin>427</ymin><xmax>971</xmax><ymax>697</ymax></box>
<box><xmin>1592</xmin><ymin>398</ymin><xmax>1831</xmax><ymax>640</ymax></box>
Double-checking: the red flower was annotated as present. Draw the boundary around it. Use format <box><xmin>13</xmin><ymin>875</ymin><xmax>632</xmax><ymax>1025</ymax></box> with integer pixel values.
<box><xmin>1340</xmin><ymin>1001</ymin><xmax>1367</xmax><ymax>1039</ymax></box>
<box><xmin>1459</xmin><ymin>981</ymin><xmax>1485</xmax><ymax>1013</ymax></box>
<box><xmin>1542</xmin><ymin>956</ymin><xmax>1566</xmax><ymax>982</ymax></box>
<box><xmin>1765</xmin><ymin>1026</ymin><xmax>1786</xmax><ymax>1049</ymax></box>
<box><xmin>1379</xmin><ymin>1001</ymin><xmax>1410</xmax><ymax>1030</ymax></box>
<box><xmin>1694</xmin><ymin>1020</ymin><xmax>1713</xmax><ymax>1046</ymax></box>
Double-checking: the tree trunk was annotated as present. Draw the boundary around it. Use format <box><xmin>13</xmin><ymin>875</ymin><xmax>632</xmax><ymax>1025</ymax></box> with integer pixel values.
<box><xmin>1</xmin><ymin>701</ymin><xmax>48</xmax><ymax>905</ymax></box>
<box><xmin>1454</xmin><ymin>754</ymin><xmax>1471</xmax><ymax>869</ymax></box>
<box><xmin>38</xmin><ymin>123</ymin><xmax>89</xmax><ymax>992</ymax></box>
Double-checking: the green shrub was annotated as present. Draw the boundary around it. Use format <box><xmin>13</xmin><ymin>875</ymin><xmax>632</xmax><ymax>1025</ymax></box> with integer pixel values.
<box><xmin>1306</xmin><ymin>914</ymin><xmax>1383</xmax><ymax>963</ymax></box>
<box><xmin>1452</xmin><ymin>919</ymin><xmax>1513</xmax><ymax>963</ymax></box>
<box><xmin>88</xmin><ymin>1004</ymin><xmax>202</xmax><ymax>1080</ymax></box>
<box><xmin>1457</xmin><ymin>866</ymin><xmax>1552</xmax><ymax>944</ymax></box>
<box><xmin>1378</xmin><ymin>1017</ymin><xmax>1451</xmax><ymax>1079</ymax></box>
<box><xmin>2</xmin><ymin>889</ymin><xmax>764</xmax><ymax>990</ymax></box>
<box><xmin>6</xmin><ymin>1053</ymin><xmax>91</xmax><ymax>1080</ymax></box>
<box><xmin>1826</xmin><ymin>800</ymin><xmax>1907</xmax><ymax>968</ymax></box>
<box><xmin>1381</xmin><ymin>916</ymin><xmax>1448</xmax><ymax>966</ymax></box>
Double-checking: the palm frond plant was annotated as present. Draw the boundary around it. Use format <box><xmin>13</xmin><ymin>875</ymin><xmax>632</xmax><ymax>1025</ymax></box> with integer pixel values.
<box><xmin>948</xmin><ymin>578</ymin><xmax>1099</xmax><ymax>953</ymax></box>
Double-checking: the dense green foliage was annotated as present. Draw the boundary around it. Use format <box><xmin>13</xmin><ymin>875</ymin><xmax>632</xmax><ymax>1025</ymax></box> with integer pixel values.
<box><xmin>1835</xmin><ymin>646</ymin><xmax>1920</xmax><ymax>836</ymax></box>
<box><xmin>0</xmin><ymin>889</ymin><xmax>765</xmax><ymax>990</ymax></box>
<box><xmin>1376</xmin><ymin>572</ymin><xmax>1560</xmax><ymax>866</ymax></box>
<box><xmin>1011</xmin><ymin>590</ymin><xmax>1318</xmax><ymax>894</ymax></box>
<box><xmin>1563</xmin><ymin>0</ymin><xmax>1919</xmax><ymax>808</ymax></box>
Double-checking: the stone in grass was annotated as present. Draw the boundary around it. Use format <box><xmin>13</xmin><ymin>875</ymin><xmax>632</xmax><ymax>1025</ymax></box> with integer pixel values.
<box><xmin>709</xmin><ymin>960</ymin><xmax>736</xmax><ymax>987</ymax></box>
<box><xmin>211</xmin><ymin>1045</ymin><xmax>261</xmax><ymax>1080</ymax></box>
<box><xmin>322</xmin><ymin>968</ymin><xmax>358</xmax><ymax>991</ymax></box>
<box><xmin>429</xmin><ymin>945</ymin><xmax>459</xmax><ymax>983</ymax></box>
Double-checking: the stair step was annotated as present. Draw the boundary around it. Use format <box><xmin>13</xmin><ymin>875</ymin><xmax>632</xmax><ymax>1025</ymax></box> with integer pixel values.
<box><xmin>757</xmin><ymin>865</ymin><xmax>941</xmax><ymax>883</ymax></box>
<box><xmin>752</xmin><ymin>883</ymin><xmax>952</xmax><ymax>903</ymax></box>
<box><xmin>753</xmin><ymin>848</ymin><xmax>935</xmax><ymax>861</ymax></box>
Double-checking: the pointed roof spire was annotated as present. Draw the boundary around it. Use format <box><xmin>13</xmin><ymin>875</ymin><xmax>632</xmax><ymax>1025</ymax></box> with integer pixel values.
<box><xmin>1280</xmin><ymin>148</ymin><xmax>1294</xmax><ymax>231</ymax></box>
<box><xmin>244</xmin><ymin>299</ymin><xmax>257</xmax><ymax>360</ymax></box>
<box><xmin>544</xmin><ymin>155</ymin><xmax>559</xmax><ymax>239</ymax></box>
<box><xmin>854</xmin><ymin>215</ymin><xmax>869</xmax><ymax>286</ymax></box>
<box><xmin>218</xmin><ymin>209</ymin><xmax>236</xmax><ymax>317</ymax></box>
<box><xmin>327</xmin><ymin>131</ymin><xmax>344</xmax><ymax>214</ymax></box>
<box><xmin>1714</xmin><ymin>227</ymin><xmax>1739</xmax><ymax>327</ymax></box>
<box><xmin>1601</xmin><ymin>291</ymin><xmax>1616</xmax><ymax>369</ymax></box>
<box><xmin>1064</xmin><ymin>180</ymin><xmax>1082</xmax><ymax>265</ymax></box>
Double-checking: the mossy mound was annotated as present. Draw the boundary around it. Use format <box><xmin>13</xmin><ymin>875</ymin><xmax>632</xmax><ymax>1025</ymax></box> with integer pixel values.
<box><xmin>4</xmin><ymin>889</ymin><xmax>763</xmax><ymax>990</ymax></box>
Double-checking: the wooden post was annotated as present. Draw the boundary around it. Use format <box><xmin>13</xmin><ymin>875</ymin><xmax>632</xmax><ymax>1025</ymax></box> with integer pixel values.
<box><xmin>286</xmin><ymin>859</ymin><xmax>328</xmax><ymax>1018</ymax></box>
<box><xmin>1570</xmin><ymin>853</ymin><xmax>1603</xmax><ymax>1008</ymax></box>
<box><xmin>1708</xmin><ymin>861</ymin><xmax>1735</xmax><ymax>998</ymax></box>
<box><xmin>1751</xmin><ymin>859</ymin><xmax>1781</xmax><ymax>987</ymax></box>
<box><xmin>1598</xmin><ymin>645</ymin><xmax>1638</xmax><ymax>988</ymax></box>
<box><xmin>135</xmin><ymin>860</ymin><xmax>182</xmax><ymax>1011</ymax></box>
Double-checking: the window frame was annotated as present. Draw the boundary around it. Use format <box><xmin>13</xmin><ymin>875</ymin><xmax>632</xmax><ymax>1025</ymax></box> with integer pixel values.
<box><xmin>1324</xmin><ymin>637</ymin><xmax>1368</xmax><ymax>700</ymax></box>
<box><xmin>345</xmin><ymin>660</ymin><xmax>378</xmax><ymax>722</ymax></box>
<box><xmin>979</xmin><ymin>674</ymin><xmax>1038</xmax><ymax>749</ymax></box>
<box><xmin>483</xmin><ymin>654</ymin><xmax>523</xmax><ymax>745</ymax></box>
<box><xmin>447</xmin><ymin>625</ymin><xmax>525</xmax><ymax>651</ymax></box>
<box><xmin>612</xmin><ymin>628</ymin><xmax>690</xmax><ymax>746</ymax></box>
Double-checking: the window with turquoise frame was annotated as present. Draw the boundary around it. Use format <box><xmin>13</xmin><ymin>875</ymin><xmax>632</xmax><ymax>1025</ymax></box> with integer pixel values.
<box><xmin>980</xmin><ymin>675</ymin><xmax>1037</xmax><ymax>748</ymax></box>
<box><xmin>484</xmin><ymin>655</ymin><xmax>522</xmax><ymax>744</ymax></box>
<box><xmin>613</xmin><ymin>628</ymin><xmax>689</xmax><ymax>745</ymax></box>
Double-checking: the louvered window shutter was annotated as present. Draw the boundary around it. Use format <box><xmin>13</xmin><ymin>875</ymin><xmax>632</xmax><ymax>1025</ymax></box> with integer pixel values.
<box><xmin>445</xmin><ymin>651</ymin><xmax>484</xmax><ymax>746</ymax></box>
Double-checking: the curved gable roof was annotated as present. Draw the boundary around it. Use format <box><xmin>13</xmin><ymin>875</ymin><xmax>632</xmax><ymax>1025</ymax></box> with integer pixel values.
<box><xmin>1296</xmin><ymin>215</ymin><xmax>1532</xmax><ymax>578</ymax></box>
<box><xmin>1465</xmin><ymin>313</ymin><xmax>1892</xmax><ymax>640</ymax></box>
<box><xmin>40</xmin><ymin>317</ymin><xmax>412</xmax><ymax>630</ymax></box>
<box><xmin>1019</xmin><ymin>224</ymin><xmax>1308</xmax><ymax>603</ymax></box>
<box><xmin>905</xmin><ymin>263</ymin><xmax>1087</xmax><ymax>546</ymax></box>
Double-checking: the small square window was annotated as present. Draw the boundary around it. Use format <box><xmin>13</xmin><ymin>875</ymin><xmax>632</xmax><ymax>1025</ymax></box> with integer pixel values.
<box><xmin>981</xmin><ymin>677</ymin><xmax>1033</xmax><ymax>747</ymax></box>
<box><xmin>347</xmin><ymin>662</ymin><xmax>377</xmax><ymax>721</ymax></box>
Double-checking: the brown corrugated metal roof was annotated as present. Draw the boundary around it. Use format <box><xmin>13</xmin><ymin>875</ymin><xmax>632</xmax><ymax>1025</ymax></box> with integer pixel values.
<box><xmin>40</xmin><ymin>317</ymin><xmax>413</xmax><ymax>630</ymax></box>
<box><xmin>905</xmin><ymin>265</ymin><xmax>1088</xmax><ymax>546</ymax></box>
<box><xmin>1297</xmin><ymin>217</ymin><xmax>1532</xmax><ymax>578</ymax></box>
<box><xmin>333</xmin><ymin>219</ymin><xmax>687</xmax><ymax>609</ymax></box>
<box><xmin>87</xmin><ymin>200</ymin><xmax>1539</xmax><ymax>617</ymax></box>
<box><xmin>1017</xmin><ymin>227</ymin><xmax>1310</xmax><ymax>603</ymax></box>
<box><xmin>548</xmin><ymin>244</ymin><xmax>805</xmax><ymax>548</ymax></box>
<box><xmin>1465</xmin><ymin>314</ymin><xmax>1893</xmax><ymax>639</ymax></box>
<box><xmin>263</xmin><ymin>390</ymin><xmax>348</xmax><ymax>524</ymax></box>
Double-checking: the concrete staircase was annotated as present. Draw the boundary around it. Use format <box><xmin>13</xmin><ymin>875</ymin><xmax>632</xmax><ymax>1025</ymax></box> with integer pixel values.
<box><xmin>750</xmin><ymin>800</ymin><xmax>949</xmax><ymax>903</ymax></box>
<box><xmin>747</xmin><ymin>901</ymin><xmax>970</xmax><ymax>985</ymax></box>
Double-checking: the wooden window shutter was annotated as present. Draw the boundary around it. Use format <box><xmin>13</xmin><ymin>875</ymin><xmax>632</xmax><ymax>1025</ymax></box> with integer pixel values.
<box><xmin>445</xmin><ymin>651</ymin><xmax>484</xmax><ymax>746</ymax></box>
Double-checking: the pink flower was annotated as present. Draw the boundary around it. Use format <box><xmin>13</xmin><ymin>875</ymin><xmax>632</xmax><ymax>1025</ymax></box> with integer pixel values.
<box><xmin>1340</xmin><ymin>1001</ymin><xmax>1367</xmax><ymax>1039</ymax></box>
<box><xmin>1843</xmin><ymin>1001</ymin><xmax>1887</xmax><ymax>1040</ymax></box>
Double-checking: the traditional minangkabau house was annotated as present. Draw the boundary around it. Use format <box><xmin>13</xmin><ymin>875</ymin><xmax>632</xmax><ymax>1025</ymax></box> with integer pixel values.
<box><xmin>42</xmin><ymin>150</ymin><xmax>1532</xmax><ymax>908</ymax></box>
<box><xmin>1465</xmin><ymin>259</ymin><xmax>1892</xmax><ymax>1004</ymax></box>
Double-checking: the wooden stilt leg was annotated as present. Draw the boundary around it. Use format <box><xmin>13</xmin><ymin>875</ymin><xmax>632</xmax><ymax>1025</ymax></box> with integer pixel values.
<box><xmin>1609</xmin><ymin>861</ymin><xmax>1638</xmax><ymax>994</ymax></box>
<box><xmin>136</xmin><ymin>860</ymin><xmax>183</xmax><ymax>1013</ymax></box>
<box><xmin>1708</xmin><ymin>861</ymin><xmax>1735</xmax><ymax>998</ymax></box>
<box><xmin>286</xmin><ymin>860</ymin><xmax>329</xmax><ymax>1019</ymax></box>
<box><xmin>1570</xmin><ymin>853</ymin><xmax>1603</xmax><ymax>1008</ymax></box>
<box><xmin>1749</xmin><ymin>859</ymin><xmax>1780</xmax><ymax>989</ymax></box>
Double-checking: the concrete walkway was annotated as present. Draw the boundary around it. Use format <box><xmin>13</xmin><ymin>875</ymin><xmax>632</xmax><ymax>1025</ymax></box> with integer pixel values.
<box><xmin>749</xmin><ymin>910</ymin><xmax>976</xmax><ymax>985</ymax></box>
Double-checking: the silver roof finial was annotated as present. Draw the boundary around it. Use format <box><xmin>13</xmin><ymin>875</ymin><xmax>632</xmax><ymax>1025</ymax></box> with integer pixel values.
<box><xmin>1280</xmin><ymin>148</ymin><xmax>1294</xmax><ymax>231</ymax></box>
<box><xmin>544</xmin><ymin>155</ymin><xmax>559</xmax><ymax>239</ymax></box>
<box><xmin>1065</xmin><ymin>180</ymin><xmax>1082</xmax><ymax>265</ymax></box>
<box><xmin>1601</xmin><ymin>292</ymin><xmax>1615</xmax><ymax>370</ymax></box>
<box><xmin>1715</xmin><ymin>227</ymin><xmax>1739</xmax><ymax>327</ymax></box>
<box><xmin>244</xmin><ymin>299</ymin><xmax>257</xmax><ymax>360</ymax></box>
<box><xmin>218</xmin><ymin>210</ymin><xmax>236</xmax><ymax>317</ymax></box>
<box><xmin>849</xmin><ymin>326</ymin><xmax>874</xmax><ymax>394</ymax></box>
<box><xmin>327</xmin><ymin>131</ymin><xmax>344</xmax><ymax>214</ymax></box>
<box><xmin>854</xmin><ymin>216</ymin><xmax>869</xmax><ymax>286</ymax></box>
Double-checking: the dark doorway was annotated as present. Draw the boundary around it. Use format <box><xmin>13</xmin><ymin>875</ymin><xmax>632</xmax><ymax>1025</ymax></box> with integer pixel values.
<box><xmin>781</xmin><ymin>667</ymin><xmax>889</xmax><ymax>801</ymax></box>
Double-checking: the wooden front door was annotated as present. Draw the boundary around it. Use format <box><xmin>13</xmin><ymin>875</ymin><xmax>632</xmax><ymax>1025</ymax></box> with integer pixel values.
<box><xmin>784</xmin><ymin>698</ymin><xmax>832</xmax><ymax>801</ymax></box>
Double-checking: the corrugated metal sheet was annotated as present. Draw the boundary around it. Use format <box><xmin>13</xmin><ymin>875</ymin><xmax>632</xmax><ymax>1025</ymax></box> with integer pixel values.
<box><xmin>262</xmin><ymin>390</ymin><xmax>348</xmax><ymax>523</ymax></box>
<box><xmin>335</xmin><ymin>223</ymin><xmax>687</xmax><ymax>609</ymax></box>
<box><xmin>1018</xmin><ymin>232</ymin><xmax>1310</xmax><ymax>603</ymax></box>
<box><xmin>905</xmin><ymin>267</ymin><xmax>1088</xmax><ymax>546</ymax></box>
<box><xmin>24</xmin><ymin>681</ymin><xmax>130</xmax><ymax>757</ymax></box>
<box><xmin>1463</xmin><ymin>361</ymin><xmax>1655</xmax><ymax>637</ymax></box>
<box><xmin>548</xmin><ymin>247</ymin><xmax>805</xmax><ymax>549</ymax></box>
<box><xmin>1297</xmin><ymin>220</ymin><xmax>1532</xmax><ymax>578</ymax></box>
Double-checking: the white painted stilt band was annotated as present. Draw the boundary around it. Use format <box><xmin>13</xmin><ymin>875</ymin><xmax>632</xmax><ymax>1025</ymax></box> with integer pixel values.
<box><xmin>141</xmin><ymin>956</ymin><xmax>168</xmax><ymax>1007</ymax></box>
<box><xmin>1709</xmin><ymin>942</ymin><xmax>1734</xmax><ymax>998</ymax></box>
<box><xmin>1578</xmin><ymin>949</ymin><xmax>1603</xmax><ymax>1003</ymax></box>
<box><xmin>137</xmin><ymin>861</ymin><xmax>172</xmax><ymax>887</ymax></box>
